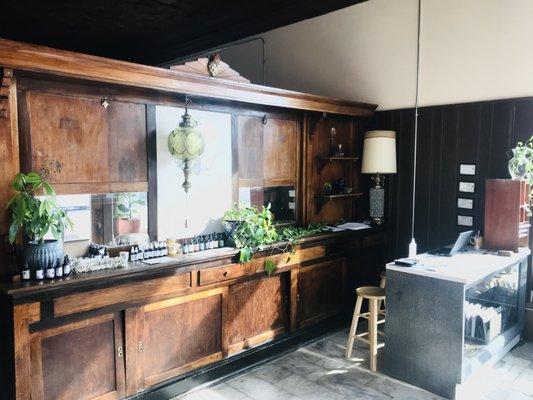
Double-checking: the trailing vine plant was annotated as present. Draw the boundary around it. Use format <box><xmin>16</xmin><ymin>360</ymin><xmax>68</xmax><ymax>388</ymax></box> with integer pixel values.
<box><xmin>223</xmin><ymin>204</ymin><xmax>327</xmax><ymax>275</ymax></box>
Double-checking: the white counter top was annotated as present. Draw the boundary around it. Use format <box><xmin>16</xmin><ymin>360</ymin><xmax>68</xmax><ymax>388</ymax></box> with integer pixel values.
<box><xmin>386</xmin><ymin>247</ymin><xmax>530</xmax><ymax>285</ymax></box>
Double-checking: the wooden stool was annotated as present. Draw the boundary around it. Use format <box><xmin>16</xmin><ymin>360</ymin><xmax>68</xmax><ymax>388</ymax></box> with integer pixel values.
<box><xmin>378</xmin><ymin>271</ymin><xmax>386</xmax><ymax>311</ymax></box>
<box><xmin>345</xmin><ymin>286</ymin><xmax>386</xmax><ymax>372</ymax></box>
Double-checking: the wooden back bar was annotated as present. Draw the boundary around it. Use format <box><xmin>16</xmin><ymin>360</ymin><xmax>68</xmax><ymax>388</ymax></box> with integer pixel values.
<box><xmin>0</xmin><ymin>39</ymin><xmax>376</xmax><ymax>117</ymax></box>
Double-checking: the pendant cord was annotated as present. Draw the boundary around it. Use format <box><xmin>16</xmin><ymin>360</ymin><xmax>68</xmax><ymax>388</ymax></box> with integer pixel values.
<box><xmin>411</xmin><ymin>0</ymin><xmax>422</xmax><ymax>240</ymax></box>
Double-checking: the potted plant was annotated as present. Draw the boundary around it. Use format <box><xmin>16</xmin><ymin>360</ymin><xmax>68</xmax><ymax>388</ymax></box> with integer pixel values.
<box><xmin>7</xmin><ymin>172</ymin><xmax>72</xmax><ymax>268</ymax></box>
<box><xmin>323</xmin><ymin>182</ymin><xmax>333</xmax><ymax>195</ymax></box>
<box><xmin>113</xmin><ymin>192</ymin><xmax>145</xmax><ymax>235</ymax></box>
<box><xmin>508</xmin><ymin>135</ymin><xmax>533</xmax><ymax>180</ymax></box>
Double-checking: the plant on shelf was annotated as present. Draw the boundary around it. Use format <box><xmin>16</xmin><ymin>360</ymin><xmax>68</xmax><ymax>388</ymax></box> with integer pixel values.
<box><xmin>114</xmin><ymin>192</ymin><xmax>145</xmax><ymax>235</ymax></box>
<box><xmin>223</xmin><ymin>203</ymin><xmax>327</xmax><ymax>274</ymax></box>
<box><xmin>7</xmin><ymin>172</ymin><xmax>72</xmax><ymax>268</ymax></box>
<box><xmin>509</xmin><ymin>134</ymin><xmax>533</xmax><ymax>210</ymax></box>
<box><xmin>323</xmin><ymin>182</ymin><xmax>333</xmax><ymax>195</ymax></box>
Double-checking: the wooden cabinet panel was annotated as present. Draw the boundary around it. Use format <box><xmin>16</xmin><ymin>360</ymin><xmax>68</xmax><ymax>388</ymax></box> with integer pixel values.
<box><xmin>237</xmin><ymin>115</ymin><xmax>263</xmax><ymax>188</ymax></box>
<box><xmin>125</xmin><ymin>288</ymin><xmax>225</xmax><ymax>394</ymax></box>
<box><xmin>108</xmin><ymin>101</ymin><xmax>147</xmax><ymax>182</ymax></box>
<box><xmin>296</xmin><ymin>258</ymin><xmax>346</xmax><ymax>328</ymax></box>
<box><xmin>263</xmin><ymin>118</ymin><xmax>298</xmax><ymax>187</ymax></box>
<box><xmin>19</xmin><ymin>90</ymin><xmax>148</xmax><ymax>191</ymax></box>
<box><xmin>227</xmin><ymin>274</ymin><xmax>288</xmax><ymax>353</ymax></box>
<box><xmin>30</xmin><ymin>313</ymin><xmax>125</xmax><ymax>400</ymax></box>
<box><xmin>25</xmin><ymin>92</ymin><xmax>109</xmax><ymax>184</ymax></box>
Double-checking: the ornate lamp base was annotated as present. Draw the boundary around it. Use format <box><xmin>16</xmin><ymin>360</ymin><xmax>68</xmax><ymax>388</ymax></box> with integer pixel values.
<box><xmin>369</xmin><ymin>174</ymin><xmax>385</xmax><ymax>224</ymax></box>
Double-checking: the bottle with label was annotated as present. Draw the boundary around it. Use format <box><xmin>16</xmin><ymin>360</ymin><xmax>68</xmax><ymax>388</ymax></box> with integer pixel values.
<box><xmin>22</xmin><ymin>262</ymin><xmax>30</xmax><ymax>281</ymax></box>
<box><xmin>62</xmin><ymin>255</ymin><xmax>71</xmax><ymax>276</ymax></box>
<box><xmin>130</xmin><ymin>246</ymin><xmax>137</xmax><ymax>262</ymax></box>
<box><xmin>139</xmin><ymin>246</ymin><xmax>144</xmax><ymax>261</ymax></box>
<box><xmin>163</xmin><ymin>242</ymin><xmax>168</xmax><ymax>256</ymax></box>
<box><xmin>55</xmin><ymin>258</ymin><xmax>63</xmax><ymax>278</ymax></box>
<box><xmin>182</xmin><ymin>239</ymin><xmax>189</xmax><ymax>254</ymax></box>
<box><xmin>35</xmin><ymin>262</ymin><xmax>44</xmax><ymax>281</ymax></box>
<box><xmin>199</xmin><ymin>236</ymin><xmax>205</xmax><ymax>251</ymax></box>
<box><xmin>213</xmin><ymin>234</ymin><xmax>219</xmax><ymax>248</ymax></box>
<box><xmin>45</xmin><ymin>261</ymin><xmax>55</xmax><ymax>280</ymax></box>
<box><xmin>218</xmin><ymin>233</ymin><xmax>225</xmax><ymax>248</ymax></box>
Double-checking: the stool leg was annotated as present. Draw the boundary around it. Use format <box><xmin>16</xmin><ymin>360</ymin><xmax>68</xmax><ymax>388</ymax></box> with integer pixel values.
<box><xmin>345</xmin><ymin>295</ymin><xmax>363</xmax><ymax>359</ymax></box>
<box><xmin>378</xmin><ymin>276</ymin><xmax>386</xmax><ymax>311</ymax></box>
<box><xmin>369</xmin><ymin>298</ymin><xmax>378</xmax><ymax>372</ymax></box>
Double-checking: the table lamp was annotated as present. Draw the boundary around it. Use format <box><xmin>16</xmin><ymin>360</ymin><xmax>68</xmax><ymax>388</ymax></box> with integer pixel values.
<box><xmin>361</xmin><ymin>130</ymin><xmax>397</xmax><ymax>224</ymax></box>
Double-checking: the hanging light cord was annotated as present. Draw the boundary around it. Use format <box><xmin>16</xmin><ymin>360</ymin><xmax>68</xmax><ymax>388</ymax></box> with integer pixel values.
<box><xmin>411</xmin><ymin>0</ymin><xmax>422</xmax><ymax>239</ymax></box>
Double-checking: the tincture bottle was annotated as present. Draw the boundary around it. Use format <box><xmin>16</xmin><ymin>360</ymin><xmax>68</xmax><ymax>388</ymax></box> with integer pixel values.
<box><xmin>62</xmin><ymin>255</ymin><xmax>71</xmax><ymax>276</ymax></box>
<box><xmin>55</xmin><ymin>258</ymin><xmax>63</xmax><ymax>278</ymax></box>
<box><xmin>45</xmin><ymin>261</ymin><xmax>55</xmax><ymax>280</ymax></box>
<box><xmin>22</xmin><ymin>262</ymin><xmax>30</xmax><ymax>281</ymax></box>
<box><xmin>35</xmin><ymin>262</ymin><xmax>44</xmax><ymax>281</ymax></box>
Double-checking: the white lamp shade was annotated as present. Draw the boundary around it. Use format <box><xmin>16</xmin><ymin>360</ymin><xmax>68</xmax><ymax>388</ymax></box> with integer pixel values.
<box><xmin>361</xmin><ymin>130</ymin><xmax>397</xmax><ymax>174</ymax></box>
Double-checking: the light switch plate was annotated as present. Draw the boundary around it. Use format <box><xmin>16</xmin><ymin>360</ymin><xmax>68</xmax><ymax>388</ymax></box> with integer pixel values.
<box><xmin>457</xmin><ymin>215</ymin><xmax>473</xmax><ymax>226</ymax></box>
<box><xmin>459</xmin><ymin>182</ymin><xmax>475</xmax><ymax>193</ymax></box>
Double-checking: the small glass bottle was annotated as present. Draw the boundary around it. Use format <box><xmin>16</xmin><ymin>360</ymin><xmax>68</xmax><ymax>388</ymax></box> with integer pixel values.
<box><xmin>35</xmin><ymin>262</ymin><xmax>44</xmax><ymax>281</ymax></box>
<box><xmin>45</xmin><ymin>261</ymin><xmax>55</xmax><ymax>280</ymax></box>
<box><xmin>213</xmin><ymin>233</ymin><xmax>219</xmax><ymax>248</ymax></box>
<box><xmin>62</xmin><ymin>255</ymin><xmax>71</xmax><ymax>276</ymax></box>
<box><xmin>21</xmin><ymin>262</ymin><xmax>30</xmax><ymax>281</ymax></box>
<box><xmin>218</xmin><ymin>233</ymin><xmax>225</xmax><ymax>248</ymax></box>
<box><xmin>55</xmin><ymin>258</ymin><xmax>63</xmax><ymax>278</ymax></box>
<box><xmin>199</xmin><ymin>236</ymin><xmax>205</xmax><ymax>251</ymax></box>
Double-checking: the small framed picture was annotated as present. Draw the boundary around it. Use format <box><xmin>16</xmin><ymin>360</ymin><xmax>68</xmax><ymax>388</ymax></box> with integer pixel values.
<box><xmin>457</xmin><ymin>198</ymin><xmax>474</xmax><ymax>209</ymax></box>
<box><xmin>457</xmin><ymin>215</ymin><xmax>474</xmax><ymax>227</ymax></box>
<box><xmin>459</xmin><ymin>181</ymin><xmax>475</xmax><ymax>193</ymax></box>
<box><xmin>460</xmin><ymin>164</ymin><xmax>476</xmax><ymax>175</ymax></box>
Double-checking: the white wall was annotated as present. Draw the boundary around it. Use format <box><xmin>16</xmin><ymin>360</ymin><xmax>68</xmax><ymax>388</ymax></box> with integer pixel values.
<box><xmin>217</xmin><ymin>0</ymin><xmax>533</xmax><ymax>110</ymax></box>
<box><xmin>156</xmin><ymin>106</ymin><xmax>232</xmax><ymax>240</ymax></box>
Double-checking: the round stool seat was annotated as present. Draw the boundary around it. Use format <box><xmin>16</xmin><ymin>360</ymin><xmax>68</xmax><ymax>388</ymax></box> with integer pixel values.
<box><xmin>356</xmin><ymin>286</ymin><xmax>385</xmax><ymax>300</ymax></box>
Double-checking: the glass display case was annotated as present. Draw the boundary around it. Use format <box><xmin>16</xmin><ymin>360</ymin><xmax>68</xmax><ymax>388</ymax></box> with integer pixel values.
<box><xmin>464</xmin><ymin>262</ymin><xmax>522</xmax><ymax>360</ymax></box>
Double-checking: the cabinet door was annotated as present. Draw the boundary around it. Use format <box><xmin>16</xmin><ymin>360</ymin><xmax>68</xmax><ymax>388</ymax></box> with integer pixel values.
<box><xmin>237</xmin><ymin>115</ymin><xmax>264</xmax><ymax>188</ymax></box>
<box><xmin>227</xmin><ymin>273</ymin><xmax>289</xmax><ymax>354</ymax></box>
<box><xmin>21</xmin><ymin>91</ymin><xmax>147</xmax><ymax>189</ymax></box>
<box><xmin>263</xmin><ymin>118</ymin><xmax>298</xmax><ymax>187</ymax></box>
<box><xmin>296</xmin><ymin>258</ymin><xmax>346</xmax><ymax>329</ymax></box>
<box><xmin>24</xmin><ymin>91</ymin><xmax>109</xmax><ymax>184</ymax></box>
<box><xmin>125</xmin><ymin>288</ymin><xmax>226</xmax><ymax>395</ymax></box>
<box><xmin>29</xmin><ymin>313</ymin><xmax>125</xmax><ymax>400</ymax></box>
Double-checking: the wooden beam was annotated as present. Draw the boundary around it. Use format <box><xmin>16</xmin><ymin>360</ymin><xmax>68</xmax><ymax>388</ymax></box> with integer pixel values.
<box><xmin>0</xmin><ymin>39</ymin><xmax>377</xmax><ymax>117</ymax></box>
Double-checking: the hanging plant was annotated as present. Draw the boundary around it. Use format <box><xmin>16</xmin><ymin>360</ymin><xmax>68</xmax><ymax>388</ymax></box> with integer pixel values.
<box><xmin>509</xmin><ymin>134</ymin><xmax>533</xmax><ymax>211</ymax></box>
<box><xmin>223</xmin><ymin>203</ymin><xmax>327</xmax><ymax>274</ymax></box>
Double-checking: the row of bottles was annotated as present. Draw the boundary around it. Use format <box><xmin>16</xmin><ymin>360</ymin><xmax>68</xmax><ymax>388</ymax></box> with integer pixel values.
<box><xmin>21</xmin><ymin>255</ymin><xmax>72</xmax><ymax>281</ymax></box>
<box><xmin>181</xmin><ymin>233</ymin><xmax>225</xmax><ymax>254</ymax></box>
<box><xmin>130</xmin><ymin>241</ymin><xmax>168</xmax><ymax>262</ymax></box>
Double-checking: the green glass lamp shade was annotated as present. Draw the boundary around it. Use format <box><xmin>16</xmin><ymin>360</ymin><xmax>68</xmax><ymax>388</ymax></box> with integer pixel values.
<box><xmin>167</xmin><ymin>110</ymin><xmax>205</xmax><ymax>193</ymax></box>
<box><xmin>168</xmin><ymin>112</ymin><xmax>205</xmax><ymax>161</ymax></box>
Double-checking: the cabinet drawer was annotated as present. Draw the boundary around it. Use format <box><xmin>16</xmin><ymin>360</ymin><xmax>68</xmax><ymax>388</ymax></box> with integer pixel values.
<box><xmin>362</xmin><ymin>234</ymin><xmax>383</xmax><ymax>248</ymax></box>
<box><xmin>199</xmin><ymin>263</ymin><xmax>250</xmax><ymax>286</ymax></box>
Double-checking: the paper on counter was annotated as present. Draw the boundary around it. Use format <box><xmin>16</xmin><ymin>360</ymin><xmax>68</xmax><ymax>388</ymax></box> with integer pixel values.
<box><xmin>336</xmin><ymin>222</ymin><xmax>371</xmax><ymax>231</ymax></box>
<box><xmin>142</xmin><ymin>256</ymin><xmax>174</xmax><ymax>265</ymax></box>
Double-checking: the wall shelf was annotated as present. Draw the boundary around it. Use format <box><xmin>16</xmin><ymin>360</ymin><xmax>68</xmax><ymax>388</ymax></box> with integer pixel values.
<box><xmin>316</xmin><ymin>156</ymin><xmax>359</xmax><ymax>173</ymax></box>
<box><xmin>315</xmin><ymin>192</ymin><xmax>363</xmax><ymax>212</ymax></box>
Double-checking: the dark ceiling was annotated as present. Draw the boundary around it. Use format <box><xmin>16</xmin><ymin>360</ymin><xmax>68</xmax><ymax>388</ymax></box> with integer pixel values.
<box><xmin>1</xmin><ymin>0</ymin><xmax>366</xmax><ymax>66</ymax></box>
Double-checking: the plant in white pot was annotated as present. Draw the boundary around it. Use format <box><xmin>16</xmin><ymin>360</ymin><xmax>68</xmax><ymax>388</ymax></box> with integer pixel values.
<box><xmin>7</xmin><ymin>172</ymin><xmax>73</xmax><ymax>268</ymax></box>
<box><xmin>113</xmin><ymin>192</ymin><xmax>145</xmax><ymax>235</ymax></box>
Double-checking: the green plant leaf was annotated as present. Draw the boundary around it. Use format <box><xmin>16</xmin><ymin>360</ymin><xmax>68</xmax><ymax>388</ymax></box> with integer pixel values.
<box><xmin>42</xmin><ymin>181</ymin><xmax>55</xmax><ymax>196</ymax></box>
<box><xmin>8</xmin><ymin>221</ymin><xmax>19</xmax><ymax>243</ymax></box>
<box><xmin>264</xmin><ymin>259</ymin><xmax>277</xmax><ymax>276</ymax></box>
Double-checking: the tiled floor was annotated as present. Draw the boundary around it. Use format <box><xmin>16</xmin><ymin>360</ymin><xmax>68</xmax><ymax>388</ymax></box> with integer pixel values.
<box><xmin>175</xmin><ymin>328</ymin><xmax>533</xmax><ymax>400</ymax></box>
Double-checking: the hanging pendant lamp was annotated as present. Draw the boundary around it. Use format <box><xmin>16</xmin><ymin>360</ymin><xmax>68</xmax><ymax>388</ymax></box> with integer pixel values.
<box><xmin>167</xmin><ymin>97</ymin><xmax>205</xmax><ymax>193</ymax></box>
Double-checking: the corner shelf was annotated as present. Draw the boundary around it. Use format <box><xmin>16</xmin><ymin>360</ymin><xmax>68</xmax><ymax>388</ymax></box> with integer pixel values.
<box><xmin>316</xmin><ymin>156</ymin><xmax>360</xmax><ymax>173</ymax></box>
<box><xmin>315</xmin><ymin>192</ymin><xmax>363</xmax><ymax>212</ymax></box>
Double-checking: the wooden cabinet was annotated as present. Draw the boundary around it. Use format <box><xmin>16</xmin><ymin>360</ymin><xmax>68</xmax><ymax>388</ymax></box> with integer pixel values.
<box><xmin>227</xmin><ymin>273</ymin><xmax>289</xmax><ymax>354</ymax></box>
<box><xmin>29</xmin><ymin>313</ymin><xmax>125</xmax><ymax>400</ymax></box>
<box><xmin>125</xmin><ymin>288</ymin><xmax>226</xmax><ymax>395</ymax></box>
<box><xmin>18</xmin><ymin>89</ymin><xmax>147</xmax><ymax>193</ymax></box>
<box><xmin>294</xmin><ymin>258</ymin><xmax>346</xmax><ymax>329</ymax></box>
<box><xmin>235</xmin><ymin>113</ymin><xmax>300</xmax><ymax>215</ymax></box>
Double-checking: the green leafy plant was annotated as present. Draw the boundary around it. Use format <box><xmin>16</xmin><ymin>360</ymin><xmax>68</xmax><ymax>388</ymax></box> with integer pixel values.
<box><xmin>508</xmin><ymin>135</ymin><xmax>533</xmax><ymax>181</ymax></box>
<box><xmin>223</xmin><ymin>203</ymin><xmax>327</xmax><ymax>274</ymax></box>
<box><xmin>7</xmin><ymin>172</ymin><xmax>73</xmax><ymax>244</ymax></box>
<box><xmin>509</xmin><ymin>135</ymin><xmax>533</xmax><ymax>209</ymax></box>
<box><xmin>114</xmin><ymin>192</ymin><xmax>145</xmax><ymax>220</ymax></box>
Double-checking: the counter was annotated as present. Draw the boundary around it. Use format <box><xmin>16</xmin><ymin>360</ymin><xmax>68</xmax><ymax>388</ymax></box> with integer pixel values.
<box><xmin>383</xmin><ymin>248</ymin><xmax>530</xmax><ymax>399</ymax></box>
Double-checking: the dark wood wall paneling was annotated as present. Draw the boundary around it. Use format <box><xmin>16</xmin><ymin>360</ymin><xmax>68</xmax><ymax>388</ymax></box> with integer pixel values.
<box><xmin>372</xmin><ymin>97</ymin><xmax>533</xmax><ymax>258</ymax></box>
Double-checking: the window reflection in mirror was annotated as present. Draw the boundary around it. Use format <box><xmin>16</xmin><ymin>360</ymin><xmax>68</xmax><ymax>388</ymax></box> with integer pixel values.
<box><xmin>238</xmin><ymin>186</ymin><xmax>296</xmax><ymax>224</ymax></box>
<box><xmin>42</xmin><ymin>192</ymin><xmax>148</xmax><ymax>246</ymax></box>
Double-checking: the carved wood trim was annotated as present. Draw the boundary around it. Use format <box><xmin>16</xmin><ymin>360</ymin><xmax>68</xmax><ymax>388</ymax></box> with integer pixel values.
<box><xmin>170</xmin><ymin>56</ymin><xmax>250</xmax><ymax>83</ymax></box>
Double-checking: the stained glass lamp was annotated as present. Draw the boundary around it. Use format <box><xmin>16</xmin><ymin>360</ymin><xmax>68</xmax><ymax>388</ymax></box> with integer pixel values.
<box><xmin>168</xmin><ymin>105</ymin><xmax>205</xmax><ymax>193</ymax></box>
